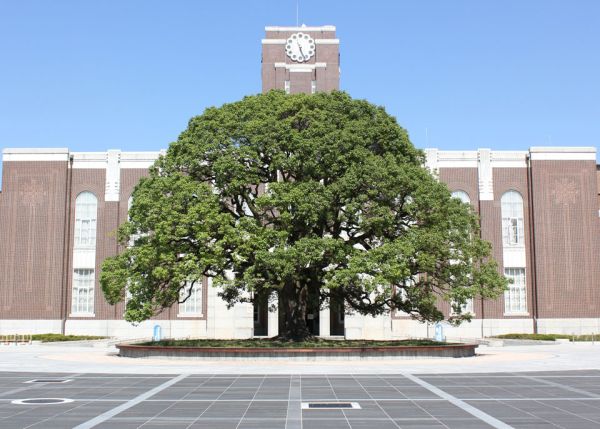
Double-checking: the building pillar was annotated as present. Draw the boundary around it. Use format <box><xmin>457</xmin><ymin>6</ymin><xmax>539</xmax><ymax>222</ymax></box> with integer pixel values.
<box><xmin>267</xmin><ymin>293</ymin><xmax>279</xmax><ymax>337</ymax></box>
<box><xmin>319</xmin><ymin>305</ymin><xmax>330</xmax><ymax>338</ymax></box>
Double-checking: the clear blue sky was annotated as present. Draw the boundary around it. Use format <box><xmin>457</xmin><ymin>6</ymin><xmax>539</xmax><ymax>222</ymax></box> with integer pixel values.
<box><xmin>1</xmin><ymin>0</ymin><xmax>599</xmax><ymax>183</ymax></box>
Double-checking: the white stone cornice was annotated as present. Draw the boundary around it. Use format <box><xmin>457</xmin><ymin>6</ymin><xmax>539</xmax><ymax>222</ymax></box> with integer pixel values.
<box><xmin>265</xmin><ymin>25</ymin><xmax>336</xmax><ymax>32</ymax></box>
<box><xmin>491</xmin><ymin>151</ymin><xmax>528</xmax><ymax>168</ymax></box>
<box><xmin>437</xmin><ymin>150</ymin><xmax>478</xmax><ymax>168</ymax></box>
<box><xmin>2</xmin><ymin>148</ymin><xmax>69</xmax><ymax>162</ymax></box>
<box><xmin>273</xmin><ymin>62</ymin><xmax>327</xmax><ymax>72</ymax></box>
<box><xmin>262</xmin><ymin>39</ymin><xmax>339</xmax><ymax>45</ymax></box>
<box><xmin>120</xmin><ymin>151</ymin><xmax>162</xmax><ymax>169</ymax></box>
<box><xmin>529</xmin><ymin>146</ymin><xmax>596</xmax><ymax>161</ymax></box>
<box><xmin>315</xmin><ymin>39</ymin><xmax>339</xmax><ymax>45</ymax></box>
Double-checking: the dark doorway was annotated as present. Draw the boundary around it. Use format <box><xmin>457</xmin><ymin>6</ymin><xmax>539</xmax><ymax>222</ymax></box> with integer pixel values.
<box><xmin>253</xmin><ymin>293</ymin><xmax>269</xmax><ymax>336</ymax></box>
<box><xmin>330</xmin><ymin>294</ymin><xmax>345</xmax><ymax>336</ymax></box>
<box><xmin>306</xmin><ymin>286</ymin><xmax>320</xmax><ymax>336</ymax></box>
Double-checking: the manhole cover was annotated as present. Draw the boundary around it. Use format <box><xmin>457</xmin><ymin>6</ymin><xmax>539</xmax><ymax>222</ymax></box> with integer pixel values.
<box><xmin>12</xmin><ymin>398</ymin><xmax>74</xmax><ymax>405</ymax></box>
<box><xmin>302</xmin><ymin>402</ymin><xmax>361</xmax><ymax>409</ymax></box>
<box><xmin>25</xmin><ymin>379</ymin><xmax>72</xmax><ymax>384</ymax></box>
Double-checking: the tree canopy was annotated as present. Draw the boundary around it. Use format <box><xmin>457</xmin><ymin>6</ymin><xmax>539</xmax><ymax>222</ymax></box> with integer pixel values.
<box><xmin>100</xmin><ymin>90</ymin><xmax>507</xmax><ymax>340</ymax></box>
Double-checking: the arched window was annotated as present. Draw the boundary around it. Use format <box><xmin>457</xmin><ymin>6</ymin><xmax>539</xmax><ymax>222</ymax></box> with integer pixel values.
<box><xmin>74</xmin><ymin>192</ymin><xmax>98</xmax><ymax>248</ymax></box>
<box><xmin>451</xmin><ymin>190</ymin><xmax>471</xmax><ymax>204</ymax></box>
<box><xmin>501</xmin><ymin>190</ymin><xmax>524</xmax><ymax>246</ymax></box>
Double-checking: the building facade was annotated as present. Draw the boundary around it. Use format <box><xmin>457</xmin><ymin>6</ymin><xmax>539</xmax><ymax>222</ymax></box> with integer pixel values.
<box><xmin>1</xmin><ymin>25</ymin><xmax>599</xmax><ymax>339</ymax></box>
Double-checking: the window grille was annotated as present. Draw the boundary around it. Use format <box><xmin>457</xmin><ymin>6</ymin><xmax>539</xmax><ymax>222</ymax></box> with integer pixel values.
<box><xmin>451</xmin><ymin>190</ymin><xmax>471</xmax><ymax>204</ymax></box>
<box><xmin>72</xmin><ymin>268</ymin><xmax>94</xmax><ymax>315</ymax></box>
<box><xmin>179</xmin><ymin>281</ymin><xmax>203</xmax><ymax>316</ymax></box>
<box><xmin>501</xmin><ymin>191</ymin><xmax>525</xmax><ymax>246</ymax></box>
<box><xmin>504</xmin><ymin>267</ymin><xmax>527</xmax><ymax>314</ymax></box>
<box><xmin>74</xmin><ymin>192</ymin><xmax>97</xmax><ymax>248</ymax></box>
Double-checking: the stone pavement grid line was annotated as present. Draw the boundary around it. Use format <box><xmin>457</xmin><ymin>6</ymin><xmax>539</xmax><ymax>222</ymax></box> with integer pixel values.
<box><xmin>530</xmin><ymin>398</ymin><xmax>600</xmax><ymax>426</ymax></box>
<box><xmin>402</xmin><ymin>373</ymin><xmax>515</xmax><ymax>429</ymax></box>
<box><xmin>285</xmin><ymin>375</ymin><xmax>301</xmax><ymax>429</ymax></box>
<box><xmin>136</xmin><ymin>374</ymin><xmax>217</xmax><ymax>429</ymax></box>
<box><xmin>353</xmin><ymin>374</ymin><xmax>401</xmax><ymax>429</ymax></box>
<box><xmin>235</xmin><ymin>374</ymin><xmax>266</xmax><ymax>429</ymax></box>
<box><xmin>72</xmin><ymin>373</ymin><xmax>190</xmax><ymax>429</ymax></box>
<box><xmin>379</xmin><ymin>374</ymin><xmax>453</xmax><ymax>429</ymax></box>
<box><xmin>182</xmin><ymin>375</ymin><xmax>242</xmax><ymax>428</ymax></box>
<box><xmin>522</xmin><ymin>375</ymin><xmax>600</xmax><ymax>398</ymax></box>
<box><xmin>325</xmin><ymin>374</ymin><xmax>352</xmax><ymax>429</ymax></box>
<box><xmin>492</xmin><ymin>399</ymin><xmax>563</xmax><ymax>429</ymax></box>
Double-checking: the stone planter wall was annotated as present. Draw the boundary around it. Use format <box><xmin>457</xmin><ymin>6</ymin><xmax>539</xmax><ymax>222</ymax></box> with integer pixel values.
<box><xmin>117</xmin><ymin>343</ymin><xmax>477</xmax><ymax>360</ymax></box>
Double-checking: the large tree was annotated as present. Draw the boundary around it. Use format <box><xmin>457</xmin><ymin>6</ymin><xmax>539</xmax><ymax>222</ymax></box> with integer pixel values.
<box><xmin>100</xmin><ymin>91</ymin><xmax>507</xmax><ymax>341</ymax></box>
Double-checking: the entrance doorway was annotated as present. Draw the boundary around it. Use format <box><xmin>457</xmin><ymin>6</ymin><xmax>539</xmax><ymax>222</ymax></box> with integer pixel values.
<box><xmin>330</xmin><ymin>294</ymin><xmax>345</xmax><ymax>336</ymax></box>
<box><xmin>253</xmin><ymin>293</ymin><xmax>269</xmax><ymax>336</ymax></box>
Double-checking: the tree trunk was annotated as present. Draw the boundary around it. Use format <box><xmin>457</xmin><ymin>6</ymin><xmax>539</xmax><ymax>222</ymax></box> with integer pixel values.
<box><xmin>277</xmin><ymin>280</ymin><xmax>313</xmax><ymax>341</ymax></box>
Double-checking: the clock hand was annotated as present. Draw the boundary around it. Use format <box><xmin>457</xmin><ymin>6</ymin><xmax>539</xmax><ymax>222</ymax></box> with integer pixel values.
<box><xmin>297</xmin><ymin>41</ymin><xmax>306</xmax><ymax>60</ymax></box>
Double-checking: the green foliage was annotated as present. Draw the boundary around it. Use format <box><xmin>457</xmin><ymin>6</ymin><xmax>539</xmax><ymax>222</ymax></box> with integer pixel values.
<box><xmin>141</xmin><ymin>338</ymin><xmax>449</xmax><ymax>348</ymax></box>
<box><xmin>31</xmin><ymin>334</ymin><xmax>107</xmax><ymax>342</ymax></box>
<box><xmin>493</xmin><ymin>333</ymin><xmax>598</xmax><ymax>342</ymax></box>
<box><xmin>100</xmin><ymin>90</ymin><xmax>508</xmax><ymax>334</ymax></box>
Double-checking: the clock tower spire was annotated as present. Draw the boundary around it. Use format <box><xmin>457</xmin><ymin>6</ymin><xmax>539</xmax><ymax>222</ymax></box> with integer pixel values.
<box><xmin>261</xmin><ymin>25</ymin><xmax>340</xmax><ymax>94</ymax></box>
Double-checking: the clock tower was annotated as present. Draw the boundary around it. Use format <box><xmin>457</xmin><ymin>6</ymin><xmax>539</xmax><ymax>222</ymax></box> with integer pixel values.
<box><xmin>261</xmin><ymin>25</ymin><xmax>340</xmax><ymax>94</ymax></box>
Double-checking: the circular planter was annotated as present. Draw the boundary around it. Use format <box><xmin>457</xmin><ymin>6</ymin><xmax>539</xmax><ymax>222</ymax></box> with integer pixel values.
<box><xmin>117</xmin><ymin>342</ymin><xmax>477</xmax><ymax>360</ymax></box>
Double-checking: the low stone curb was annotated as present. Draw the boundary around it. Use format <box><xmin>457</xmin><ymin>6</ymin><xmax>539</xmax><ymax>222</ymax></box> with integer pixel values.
<box><xmin>117</xmin><ymin>343</ymin><xmax>478</xmax><ymax>360</ymax></box>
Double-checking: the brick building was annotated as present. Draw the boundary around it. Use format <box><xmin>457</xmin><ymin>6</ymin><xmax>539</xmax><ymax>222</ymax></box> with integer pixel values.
<box><xmin>1</xmin><ymin>25</ymin><xmax>599</xmax><ymax>339</ymax></box>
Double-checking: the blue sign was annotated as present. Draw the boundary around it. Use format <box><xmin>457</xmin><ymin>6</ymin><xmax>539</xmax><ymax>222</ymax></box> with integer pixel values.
<box><xmin>153</xmin><ymin>325</ymin><xmax>162</xmax><ymax>342</ymax></box>
<box><xmin>434</xmin><ymin>323</ymin><xmax>444</xmax><ymax>342</ymax></box>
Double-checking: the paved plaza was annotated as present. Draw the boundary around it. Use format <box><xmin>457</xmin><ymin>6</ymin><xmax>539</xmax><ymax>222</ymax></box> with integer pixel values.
<box><xmin>2</xmin><ymin>371</ymin><xmax>600</xmax><ymax>428</ymax></box>
<box><xmin>1</xmin><ymin>342</ymin><xmax>600</xmax><ymax>428</ymax></box>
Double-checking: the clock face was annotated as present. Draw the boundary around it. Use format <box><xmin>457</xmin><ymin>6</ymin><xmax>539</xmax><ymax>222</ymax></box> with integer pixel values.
<box><xmin>285</xmin><ymin>32</ymin><xmax>315</xmax><ymax>62</ymax></box>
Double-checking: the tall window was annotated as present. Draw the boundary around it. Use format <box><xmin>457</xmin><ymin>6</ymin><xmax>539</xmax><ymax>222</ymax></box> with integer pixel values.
<box><xmin>501</xmin><ymin>190</ymin><xmax>524</xmax><ymax>246</ymax></box>
<box><xmin>450</xmin><ymin>190</ymin><xmax>473</xmax><ymax>313</ymax></box>
<box><xmin>284</xmin><ymin>80</ymin><xmax>291</xmax><ymax>94</ymax></box>
<box><xmin>179</xmin><ymin>281</ymin><xmax>203</xmax><ymax>316</ymax></box>
<box><xmin>74</xmin><ymin>192</ymin><xmax>98</xmax><ymax>247</ymax></box>
<box><xmin>451</xmin><ymin>190</ymin><xmax>471</xmax><ymax>204</ymax></box>
<box><xmin>72</xmin><ymin>268</ymin><xmax>94</xmax><ymax>314</ymax></box>
<box><xmin>311</xmin><ymin>80</ymin><xmax>317</xmax><ymax>94</ymax></box>
<box><xmin>504</xmin><ymin>268</ymin><xmax>527</xmax><ymax>314</ymax></box>
<box><xmin>127</xmin><ymin>195</ymin><xmax>141</xmax><ymax>247</ymax></box>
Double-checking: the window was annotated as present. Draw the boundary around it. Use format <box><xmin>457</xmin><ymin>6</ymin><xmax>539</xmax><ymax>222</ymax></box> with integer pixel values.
<box><xmin>501</xmin><ymin>191</ymin><xmax>524</xmax><ymax>246</ymax></box>
<box><xmin>74</xmin><ymin>192</ymin><xmax>98</xmax><ymax>248</ymax></box>
<box><xmin>504</xmin><ymin>268</ymin><xmax>527</xmax><ymax>314</ymax></box>
<box><xmin>311</xmin><ymin>80</ymin><xmax>317</xmax><ymax>94</ymax></box>
<box><xmin>127</xmin><ymin>195</ymin><xmax>142</xmax><ymax>247</ymax></box>
<box><xmin>284</xmin><ymin>80</ymin><xmax>290</xmax><ymax>94</ymax></box>
<box><xmin>72</xmin><ymin>268</ymin><xmax>94</xmax><ymax>315</ymax></box>
<box><xmin>453</xmin><ymin>299</ymin><xmax>474</xmax><ymax>315</ymax></box>
<box><xmin>395</xmin><ymin>276</ymin><xmax>417</xmax><ymax>316</ymax></box>
<box><xmin>179</xmin><ymin>281</ymin><xmax>203</xmax><ymax>316</ymax></box>
<box><xmin>451</xmin><ymin>190</ymin><xmax>471</xmax><ymax>205</ymax></box>
<box><xmin>449</xmin><ymin>191</ymin><xmax>472</xmax><ymax>314</ymax></box>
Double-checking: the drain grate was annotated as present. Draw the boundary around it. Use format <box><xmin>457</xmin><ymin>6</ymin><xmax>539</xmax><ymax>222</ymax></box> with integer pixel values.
<box><xmin>25</xmin><ymin>379</ymin><xmax>72</xmax><ymax>384</ymax></box>
<box><xmin>12</xmin><ymin>398</ymin><xmax>74</xmax><ymax>405</ymax></box>
<box><xmin>302</xmin><ymin>402</ymin><xmax>361</xmax><ymax>409</ymax></box>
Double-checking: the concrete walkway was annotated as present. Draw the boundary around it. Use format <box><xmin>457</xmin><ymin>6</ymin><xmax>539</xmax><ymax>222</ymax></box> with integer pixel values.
<box><xmin>0</xmin><ymin>341</ymin><xmax>598</xmax><ymax>375</ymax></box>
